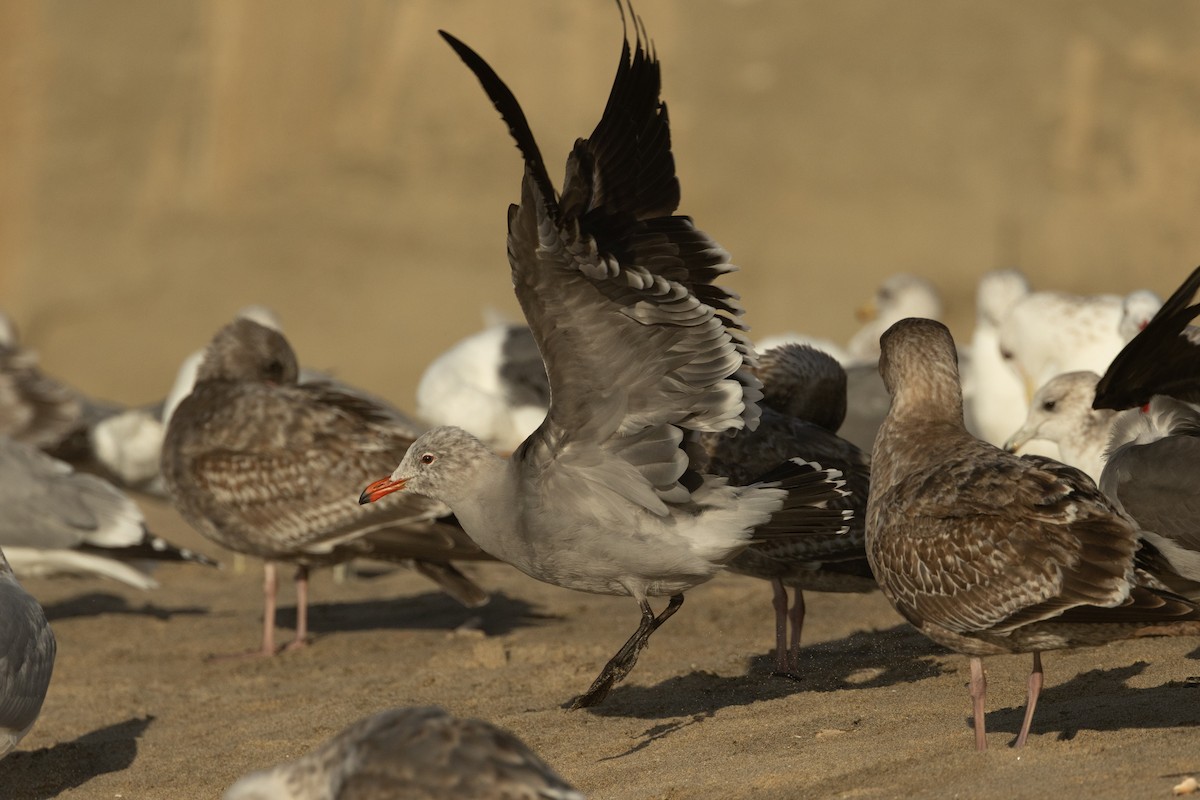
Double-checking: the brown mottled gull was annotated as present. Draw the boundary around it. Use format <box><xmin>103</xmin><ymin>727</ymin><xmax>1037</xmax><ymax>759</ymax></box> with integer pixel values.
<box><xmin>692</xmin><ymin>344</ymin><xmax>872</xmax><ymax>675</ymax></box>
<box><xmin>362</xmin><ymin>6</ymin><xmax>851</xmax><ymax>708</ymax></box>
<box><xmin>223</xmin><ymin>706</ymin><xmax>584</xmax><ymax>800</ymax></box>
<box><xmin>0</xmin><ymin>547</ymin><xmax>56</xmax><ymax>758</ymax></box>
<box><xmin>162</xmin><ymin>318</ymin><xmax>493</xmax><ymax>657</ymax></box>
<box><xmin>868</xmin><ymin>317</ymin><xmax>1200</xmax><ymax>750</ymax></box>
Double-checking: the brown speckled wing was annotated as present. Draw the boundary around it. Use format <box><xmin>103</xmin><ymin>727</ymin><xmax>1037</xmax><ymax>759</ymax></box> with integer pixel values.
<box><xmin>872</xmin><ymin>445</ymin><xmax>1138</xmax><ymax>637</ymax></box>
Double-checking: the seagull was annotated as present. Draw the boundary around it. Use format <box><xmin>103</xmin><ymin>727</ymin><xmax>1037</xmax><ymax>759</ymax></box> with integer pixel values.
<box><xmin>1003</xmin><ymin>371</ymin><xmax>1115</xmax><ymax>483</ymax></box>
<box><xmin>868</xmin><ymin>317</ymin><xmax>1200</xmax><ymax>750</ymax></box>
<box><xmin>0</xmin><ymin>546</ymin><xmax>56</xmax><ymax>759</ymax></box>
<box><xmin>963</xmin><ymin>269</ymin><xmax>1031</xmax><ymax>447</ymax></box>
<box><xmin>845</xmin><ymin>274</ymin><xmax>943</xmax><ymax>362</ymax></box>
<box><xmin>1094</xmin><ymin>266</ymin><xmax>1200</xmax><ymax>410</ymax></box>
<box><xmin>0</xmin><ymin>435</ymin><xmax>216</xmax><ymax>589</ymax></box>
<box><xmin>223</xmin><ymin>706</ymin><xmax>584</xmax><ymax>800</ymax></box>
<box><xmin>362</xmin><ymin>7</ymin><xmax>852</xmax><ymax>707</ymax></box>
<box><xmin>692</xmin><ymin>344</ymin><xmax>871</xmax><ymax>675</ymax></box>
<box><xmin>161</xmin><ymin>318</ymin><xmax>493</xmax><ymax>657</ymax></box>
<box><xmin>416</xmin><ymin>321</ymin><xmax>549</xmax><ymax>453</ymax></box>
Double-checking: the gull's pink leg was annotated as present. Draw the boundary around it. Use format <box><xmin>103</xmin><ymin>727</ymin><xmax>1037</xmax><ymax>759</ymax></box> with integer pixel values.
<box><xmin>259</xmin><ymin>560</ymin><xmax>278</xmax><ymax>656</ymax></box>
<box><xmin>284</xmin><ymin>564</ymin><xmax>310</xmax><ymax>651</ymax></box>
<box><xmin>1014</xmin><ymin>652</ymin><xmax>1043</xmax><ymax>748</ymax></box>
<box><xmin>970</xmin><ymin>656</ymin><xmax>987</xmax><ymax>751</ymax></box>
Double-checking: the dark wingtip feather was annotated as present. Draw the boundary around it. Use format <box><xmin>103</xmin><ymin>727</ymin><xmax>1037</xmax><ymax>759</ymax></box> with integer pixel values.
<box><xmin>438</xmin><ymin>29</ymin><xmax>560</xmax><ymax>218</ymax></box>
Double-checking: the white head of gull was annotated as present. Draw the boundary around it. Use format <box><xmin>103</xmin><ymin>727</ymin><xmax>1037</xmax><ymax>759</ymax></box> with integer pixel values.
<box><xmin>0</xmin><ymin>547</ymin><xmax>56</xmax><ymax>758</ymax></box>
<box><xmin>868</xmin><ymin>317</ymin><xmax>1200</xmax><ymax>751</ymax></box>
<box><xmin>362</xmin><ymin>5</ymin><xmax>851</xmax><ymax>708</ymax></box>
<box><xmin>845</xmin><ymin>274</ymin><xmax>942</xmax><ymax>362</ymax></box>
<box><xmin>963</xmin><ymin>269</ymin><xmax>1031</xmax><ymax>446</ymax></box>
<box><xmin>1003</xmin><ymin>371</ymin><xmax>1115</xmax><ymax>483</ymax></box>
<box><xmin>223</xmin><ymin>706</ymin><xmax>584</xmax><ymax>800</ymax></box>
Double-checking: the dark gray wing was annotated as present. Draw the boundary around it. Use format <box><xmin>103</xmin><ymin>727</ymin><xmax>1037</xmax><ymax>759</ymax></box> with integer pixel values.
<box><xmin>0</xmin><ymin>561</ymin><xmax>55</xmax><ymax>746</ymax></box>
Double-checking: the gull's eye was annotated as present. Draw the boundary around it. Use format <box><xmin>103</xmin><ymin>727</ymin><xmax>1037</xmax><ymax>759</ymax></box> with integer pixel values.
<box><xmin>1000</xmin><ymin>349</ymin><xmax>1014</xmax><ymax>361</ymax></box>
<box><xmin>420</xmin><ymin>453</ymin><xmax>435</xmax><ymax>465</ymax></box>
<box><xmin>1041</xmin><ymin>399</ymin><xmax>1057</xmax><ymax>412</ymax></box>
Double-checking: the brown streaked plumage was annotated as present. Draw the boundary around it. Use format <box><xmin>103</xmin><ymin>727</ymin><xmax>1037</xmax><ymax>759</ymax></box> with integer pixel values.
<box><xmin>868</xmin><ymin>317</ymin><xmax>1200</xmax><ymax>750</ymax></box>
<box><xmin>223</xmin><ymin>706</ymin><xmax>585</xmax><ymax>800</ymax></box>
<box><xmin>693</xmin><ymin>344</ymin><xmax>872</xmax><ymax>675</ymax></box>
<box><xmin>161</xmin><ymin>318</ymin><xmax>492</xmax><ymax>657</ymax></box>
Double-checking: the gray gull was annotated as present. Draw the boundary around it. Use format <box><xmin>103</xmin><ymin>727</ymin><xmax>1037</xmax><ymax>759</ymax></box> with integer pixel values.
<box><xmin>362</xmin><ymin>9</ymin><xmax>852</xmax><ymax>707</ymax></box>
<box><xmin>0</xmin><ymin>547</ymin><xmax>56</xmax><ymax>759</ymax></box>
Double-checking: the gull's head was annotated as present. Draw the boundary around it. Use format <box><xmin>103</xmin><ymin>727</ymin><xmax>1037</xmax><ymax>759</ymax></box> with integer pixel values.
<box><xmin>975</xmin><ymin>269</ymin><xmax>1030</xmax><ymax>329</ymax></box>
<box><xmin>360</xmin><ymin>426</ymin><xmax>494</xmax><ymax>507</ymax></box>
<box><xmin>878</xmin><ymin>317</ymin><xmax>958</xmax><ymax>398</ymax></box>
<box><xmin>1004</xmin><ymin>371</ymin><xmax>1104</xmax><ymax>453</ymax></box>
<box><xmin>197</xmin><ymin>318</ymin><xmax>300</xmax><ymax>386</ymax></box>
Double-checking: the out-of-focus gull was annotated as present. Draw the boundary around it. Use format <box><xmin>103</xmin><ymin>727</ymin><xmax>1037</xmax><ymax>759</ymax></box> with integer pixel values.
<box><xmin>363</xmin><ymin>8</ymin><xmax>852</xmax><ymax>707</ymax></box>
<box><xmin>0</xmin><ymin>547</ymin><xmax>56</xmax><ymax>759</ymax></box>
<box><xmin>868</xmin><ymin>317</ymin><xmax>1200</xmax><ymax>750</ymax></box>
<box><xmin>162</xmin><ymin>319</ymin><xmax>493</xmax><ymax>657</ymax></box>
<box><xmin>845</xmin><ymin>274</ymin><xmax>942</xmax><ymax>362</ymax></box>
<box><xmin>223</xmin><ymin>706</ymin><xmax>584</xmax><ymax>800</ymax></box>
<box><xmin>416</xmin><ymin>322</ymin><xmax>549</xmax><ymax>454</ymax></box>
<box><xmin>1004</xmin><ymin>371</ymin><xmax>1114</xmax><ymax>483</ymax></box>
<box><xmin>0</xmin><ymin>436</ymin><xmax>215</xmax><ymax>589</ymax></box>
<box><xmin>998</xmin><ymin>288</ymin><xmax>1142</xmax><ymax>398</ymax></box>
<box><xmin>1102</xmin><ymin>396</ymin><xmax>1200</xmax><ymax>585</ymax></box>
<box><xmin>1094</xmin><ymin>266</ymin><xmax>1200</xmax><ymax>410</ymax></box>
<box><xmin>1119</xmin><ymin>289</ymin><xmax>1163</xmax><ymax>342</ymax></box>
<box><xmin>963</xmin><ymin>269</ymin><xmax>1031</xmax><ymax>447</ymax></box>
<box><xmin>692</xmin><ymin>345</ymin><xmax>870</xmax><ymax>675</ymax></box>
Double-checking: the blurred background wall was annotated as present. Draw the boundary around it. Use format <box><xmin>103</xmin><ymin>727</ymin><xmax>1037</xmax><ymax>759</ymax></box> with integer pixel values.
<box><xmin>3</xmin><ymin>0</ymin><xmax>1200</xmax><ymax>407</ymax></box>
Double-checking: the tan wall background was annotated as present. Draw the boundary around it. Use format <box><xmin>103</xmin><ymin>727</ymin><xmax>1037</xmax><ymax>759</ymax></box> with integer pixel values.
<box><xmin>4</xmin><ymin>0</ymin><xmax>1200</xmax><ymax>408</ymax></box>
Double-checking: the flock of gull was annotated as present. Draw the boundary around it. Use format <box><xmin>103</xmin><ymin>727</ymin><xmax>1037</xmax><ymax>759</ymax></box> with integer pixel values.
<box><xmin>4</xmin><ymin>3</ymin><xmax>1200</xmax><ymax>797</ymax></box>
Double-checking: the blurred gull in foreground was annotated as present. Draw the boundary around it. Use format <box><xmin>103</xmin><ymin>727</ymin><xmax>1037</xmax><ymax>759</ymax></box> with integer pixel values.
<box><xmin>868</xmin><ymin>317</ymin><xmax>1200</xmax><ymax>751</ymax></box>
<box><xmin>364</xmin><ymin>9</ymin><xmax>851</xmax><ymax>707</ymax></box>
<box><xmin>223</xmin><ymin>706</ymin><xmax>584</xmax><ymax>800</ymax></box>
<box><xmin>0</xmin><ymin>547</ymin><xmax>56</xmax><ymax>759</ymax></box>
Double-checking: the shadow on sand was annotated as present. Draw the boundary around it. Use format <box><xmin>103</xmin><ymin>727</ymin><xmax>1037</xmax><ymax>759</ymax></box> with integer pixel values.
<box><xmin>0</xmin><ymin>717</ymin><xmax>154</xmax><ymax>799</ymax></box>
<box><xmin>275</xmin><ymin>590</ymin><xmax>554</xmax><ymax>638</ymax></box>
<box><xmin>976</xmin><ymin>660</ymin><xmax>1200</xmax><ymax>746</ymax></box>
<box><xmin>41</xmin><ymin>592</ymin><xmax>208</xmax><ymax>622</ymax></box>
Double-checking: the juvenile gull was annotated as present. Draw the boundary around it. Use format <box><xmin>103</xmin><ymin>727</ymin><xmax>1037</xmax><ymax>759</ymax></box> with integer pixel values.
<box><xmin>162</xmin><ymin>319</ymin><xmax>492</xmax><ymax>657</ymax></box>
<box><xmin>1094</xmin><ymin>266</ymin><xmax>1200</xmax><ymax>410</ymax></box>
<box><xmin>693</xmin><ymin>345</ymin><xmax>871</xmax><ymax>675</ymax></box>
<box><xmin>1004</xmin><ymin>371</ymin><xmax>1115</xmax><ymax>483</ymax></box>
<box><xmin>416</xmin><ymin>322</ymin><xmax>549</xmax><ymax>453</ymax></box>
<box><xmin>868</xmin><ymin>317</ymin><xmax>1200</xmax><ymax>750</ymax></box>
<box><xmin>0</xmin><ymin>436</ymin><xmax>215</xmax><ymax>589</ymax></box>
<box><xmin>223</xmin><ymin>706</ymin><xmax>584</xmax><ymax>800</ymax></box>
<box><xmin>363</xmin><ymin>8</ymin><xmax>851</xmax><ymax>707</ymax></box>
<box><xmin>0</xmin><ymin>547</ymin><xmax>56</xmax><ymax>759</ymax></box>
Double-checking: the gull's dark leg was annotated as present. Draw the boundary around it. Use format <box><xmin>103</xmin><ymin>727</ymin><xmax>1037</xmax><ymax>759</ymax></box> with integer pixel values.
<box><xmin>571</xmin><ymin>594</ymin><xmax>685</xmax><ymax>709</ymax></box>
<box><xmin>1014</xmin><ymin>651</ymin><xmax>1044</xmax><ymax>748</ymax></box>
<box><xmin>970</xmin><ymin>656</ymin><xmax>987</xmax><ymax>751</ymax></box>
<box><xmin>786</xmin><ymin>589</ymin><xmax>807</xmax><ymax>675</ymax></box>
<box><xmin>771</xmin><ymin>580</ymin><xmax>790</xmax><ymax>673</ymax></box>
<box><xmin>283</xmin><ymin>564</ymin><xmax>311</xmax><ymax>651</ymax></box>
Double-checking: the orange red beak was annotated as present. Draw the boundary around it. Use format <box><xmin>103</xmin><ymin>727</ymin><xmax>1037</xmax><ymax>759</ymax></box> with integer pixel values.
<box><xmin>359</xmin><ymin>476</ymin><xmax>407</xmax><ymax>505</ymax></box>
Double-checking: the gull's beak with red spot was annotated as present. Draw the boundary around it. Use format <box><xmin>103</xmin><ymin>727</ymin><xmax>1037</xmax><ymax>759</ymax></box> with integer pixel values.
<box><xmin>359</xmin><ymin>476</ymin><xmax>406</xmax><ymax>505</ymax></box>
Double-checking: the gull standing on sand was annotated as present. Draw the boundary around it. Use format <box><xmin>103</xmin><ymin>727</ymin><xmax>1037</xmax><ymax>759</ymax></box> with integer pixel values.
<box><xmin>867</xmin><ymin>317</ymin><xmax>1200</xmax><ymax>750</ymax></box>
<box><xmin>161</xmin><ymin>319</ymin><xmax>493</xmax><ymax>657</ymax></box>
<box><xmin>363</xmin><ymin>7</ymin><xmax>851</xmax><ymax>707</ymax></box>
<box><xmin>223</xmin><ymin>706</ymin><xmax>584</xmax><ymax>800</ymax></box>
<box><xmin>692</xmin><ymin>345</ymin><xmax>872</xmax><ymax>675</ymax></box>
<box><xmin>0</xmin><ymin>547</ymin><xmax>56</xmax><ymax>759</ymax></box>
